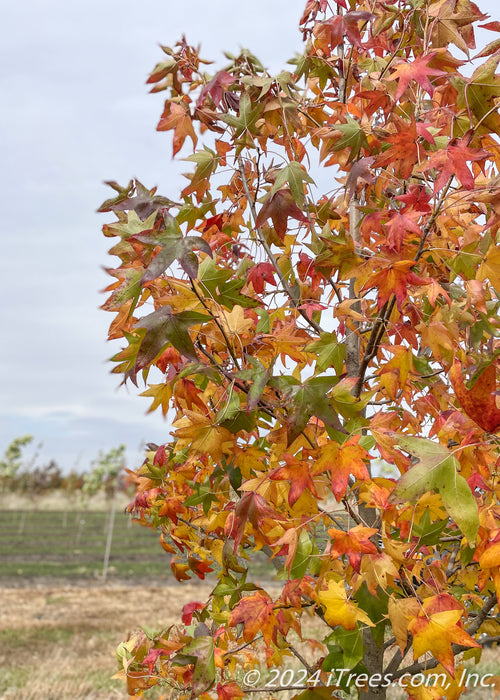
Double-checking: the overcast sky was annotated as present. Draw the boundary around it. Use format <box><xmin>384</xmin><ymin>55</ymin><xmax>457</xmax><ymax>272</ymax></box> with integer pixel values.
<box><xmin>0</xmin><ymin>0</ymin><xmax>309</xmax><ymax>471</ymax></box>
<box><xmin>2</xmin><ymin>0</ymin><xmax>499</xmax><ymax>472</ymax></box>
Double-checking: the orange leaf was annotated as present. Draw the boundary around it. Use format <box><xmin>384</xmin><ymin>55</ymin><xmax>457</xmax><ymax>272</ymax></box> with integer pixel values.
<box><xmin>315</xmin><ymin>435</ymin><xmax>370</xmax><ymax>500</ymax></box>
<box><xmin>327</xmin><ymin>524</ymin><xmax>378</xmax><ymax>572</ymax></box>
<box><xmin>228</xmin><ymin>591</ymin><xmax>277</xmax><ymax>646</ymax></box>
<box><xmin>270</xmin><ymin>454</ymin><xmax>319</xmax><ymax>506</ymax></box>
<box><xmin>449</xmin><ymin>360</ymin><xmax>500</xmax><ymax>432</ymax></box>
<box><xmin>157</xmin><ymin>102</ymin><xmax>197</xmax><ymax>156</ymax></box>
<box><xmin>409</xmin><ymin>609</ymin><xmax>479</xmax><ymax>676</ymax></box>
<box><xmin>479</xmin><ymin>541</ymin><xmax>500</xmax><ymax>568</ymax></box>
<box><xmin>362</xmin><ymin>260</ymin><xmax>429</xmax><ymax>311</ymax></box>
<box><xmin>170</xmin><ymin>560</ymin><xmax>192</xmax><ymax>581</ymax></box>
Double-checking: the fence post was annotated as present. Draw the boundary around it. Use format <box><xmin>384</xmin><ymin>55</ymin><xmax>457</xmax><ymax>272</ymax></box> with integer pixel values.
<box><xmin>102</xmin><ymin>500</ymin><xmax>116</xmax><ymax>581</ymax></box>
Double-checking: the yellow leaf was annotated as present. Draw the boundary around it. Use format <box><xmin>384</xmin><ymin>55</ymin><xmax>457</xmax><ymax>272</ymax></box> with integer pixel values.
<box><xmin>220</xmin><ymin>305</ymin><xmax>254</xmax><ymax>338</ymax></box>
<box><xmin>359</xmin><ymin>553</ymin><xmax>400</xmax><ymax>594</ymax></box>
<box><xmin>318</xmin><ymin>580</ymin><xmax>374</xmax><ymax>630</ymax></box>
<box><xmin>173</xmin><ymin>410</ymin><xmax>235</xmax><ymax>461</ymax></box>
<box><xmin>409</xmin><ymin>609</ymin><xmax>480</xmax><ymax>676</ymax></box>
<box><xmin>140</xmin><ymin>382</ymin><xmax>172</xmax><ymax>417</ymax></box>
<box><xmin>388</xmin><ymin>596</ymin><xmax>421</xmax><ymax>652</ymax></box>
<box><xmin>477</xmin><ymin>244</ymin><xmax>500</xmax><ymax>285</ymax></box>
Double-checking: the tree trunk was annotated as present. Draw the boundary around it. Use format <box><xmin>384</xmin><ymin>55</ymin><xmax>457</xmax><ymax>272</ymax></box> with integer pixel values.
<box><xmin>359</xmin><ymin>502</ymin><xmax>386</xmax><ymax>700</ymax></box>
<box><xmin>346</xmin><ymin>196</ymin><xmax>387</xmax><ymax>700</ymax></box>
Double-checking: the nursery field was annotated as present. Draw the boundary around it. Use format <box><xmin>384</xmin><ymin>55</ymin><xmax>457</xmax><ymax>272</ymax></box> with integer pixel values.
<box><xmin>1</xmin><ymin>508</ymin><xmax>499</xmax><ymax>699</ymax></box>
<box><xmin>0</xmin><ymin>508</ymin><xmax>170</xmax><ymax>582</ymax></box>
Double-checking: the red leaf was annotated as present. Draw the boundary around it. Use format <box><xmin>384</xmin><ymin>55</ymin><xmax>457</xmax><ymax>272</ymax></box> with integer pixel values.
<box><xmin>479</xmin><ymin>22</ymin><xmax>500</xmax><ymax>31</ymax></box>
<box><xmin>217</xmin><ymin>682</ymin><xmax>245</xmax><ymax>700</ymax></box>
<box><xmin>227</xmin><ymin>491</ymin><xmax>286</xmax><ymax>551</ymax></box>
<box><xmin>270</xmin><ymin>454</ymin><xmax>319</xmax><ymax>506</ymax></box>
<box><xmin>449</xmin><ymin>360</ymin><xmax>500</xmax><ymax>432</ymax></box>
<box><xmin>389</xmin><ymin>53</ymin><xmax>447</xmax><ymax>101</ymax></box>
<box><xmin>385</xmin><ymin>211</ymin><xmax>422</xmax><ymax>252</ymax></box>
<box><xmin>420</xmin><ymin>136</ymin><xmax>490</xmax><ymax>191</ymax></box>
<box><xmin>182</xmin><ymin>601</ymin><xmax>205</xmax><ymax>625</ymax></box>
<box><xmin>247</xmin><ymin>262</ymin><xmax>277</xmax><ymax>294</ymax></box>
<box><xmin>255</xmin><ymin>189</ymin><xmax>309</xmax><ymax>238</ymax></box>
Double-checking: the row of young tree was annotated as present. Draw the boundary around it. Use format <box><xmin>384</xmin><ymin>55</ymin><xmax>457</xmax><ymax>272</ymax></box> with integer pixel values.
<box><xmin>0</xmin><ymin>436</ymin><xmax>128</xmax><ymax>501</ymax></box>
<box><xmin>101</xmin><ymin>0</ymin><xmax>500</xmax><ymax>698</ymax></box>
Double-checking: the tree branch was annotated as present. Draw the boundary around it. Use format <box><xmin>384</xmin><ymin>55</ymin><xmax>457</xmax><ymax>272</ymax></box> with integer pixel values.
<box><xmin>237</xmin><ymin>156</ymin><xmax>323</xmax><ymax>335</ymax></box>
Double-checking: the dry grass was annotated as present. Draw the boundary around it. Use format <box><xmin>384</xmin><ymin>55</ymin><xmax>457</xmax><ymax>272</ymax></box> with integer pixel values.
<box><xmin>0</xmin><ymin>583</ymin><xmax>211</xmax><ymax>700</ymax></box>
<box><xmin>0</xmin><ymin>492</ymin><xmax>130</xmax><ymax>512</ymax></box>
<box><xmin>1</xmin><ymin>584</ymin><xmax>499</xmax><ymax>699</ymax></box>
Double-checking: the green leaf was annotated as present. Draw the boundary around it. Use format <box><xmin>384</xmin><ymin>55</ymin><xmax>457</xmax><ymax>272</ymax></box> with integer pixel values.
<box><xmin>324</xmin><ymin>628</ymin><xmax>365</xmax><ymax>670</ymax></box>
<box><xmin>440</xmin><ymin>473</ymin><xmax>479</xmax><ymax>543</ymax></box>
<box><xmin>103</xmin><ymin>209</ymin><xmax>157</xmax><ymax>240</ymax></box>
<box><xmin>285</xmin><ymin>376</ymin><xmax>339</xmax><ymax>445</ymax></box>
<box><xmin>224</xmin><ymin>460</ymin><xmax>243</xmax><ymax>493</ymax></box>
<box><xmin>183</xmin><ymin>482</ymin><xmax>218</xmax><ymax>515</ymax></box>
<box><xmin>321</xmin><ymin>646</ymin><xmax>345</xmax><ymax>673</ymax></box>
<box><xmin>388</xmin><ymin>435</ymin><xmax>479</xmax><ymax>542</ymax></box>
<box><xmin>331</xmin><ymin>116</ymin><xmax>369</xmax><ymax>162</ymax></box>
<box><xmin>305</xmin><ymin>332</ymin><xmax>346</xmax><ymax>374</ymax></box>
<box><xmin>220</xmin><ymin>92</ymin><xmax>262</xmax><ymax>137</ymax></box>
<box><xmin>198</xmin><ymin>259</ymin><xmax>258</xmax><ymax>309</ymax></box>
<box><xmin>255</xmin><ymin>308</ymin><xmax>270</xmax><ymax>333</ymax></box>
<box><xmin>236</xmin><ymin>357</ymin><xmax>272</xmax><ymax>411</ymax></box>
<box><xmin>177</xmin><ymin>195</ymin><xmax>217</xmax><ymax>229</ymax></box>
<box><xmin>451</xmin><ymin>56</ymin><xmax>500</xmax><ymax>135</ymax></box>
<box><xmin>271</xmin><ymin>161</ymin><xmax>316</xmax><ymax>207</ymax></box>
<box><xmin>216</xmin><ymin>387</ymin><xmax>241</xmax><ymax>423</ymax></box>
<box><xmin>103</xmin><ymin>268</ymin><xmax>144</xmax><ymax>312</ymax></box>
<box><xmin>291</xmin><ymin>688</ymin><xmax>339</xmax><ymax>700</ymax></box>
<box><xmin>131</xmin><ymin>308</ymin><xmax>209</xmax><ymax>382</ymax></box>
<box><xmin>174</xmin><ymin>636</ymin><xmax>215</xmax><ymax>696</ymax></box>
<box><xmin>135</xmin><ymin>213</ymin><xmax>212</xmax><ymax>281</ymax></box>
<box><xmin>354</xmin><ymin>581</ymin><xmax>388</xmax><ymax>645</ymax></box>
<box><xmin>185</xmin><ymin>147</ymin><xmax>218</xmax><ymax>187</ymax></box>
<box><xmin>290</xmin><ymin>530</ymin><xmax>313</xmax><ymax>579</ymax></box>
<box><xmin>412</xmin><ymin>508</ymin><xmax>448</xmax><ymax>545</ymax></box>
<box><xmin>220</xmin><ymin>411</ymin><xmax>257</xmax><ymax>434</ymax></box>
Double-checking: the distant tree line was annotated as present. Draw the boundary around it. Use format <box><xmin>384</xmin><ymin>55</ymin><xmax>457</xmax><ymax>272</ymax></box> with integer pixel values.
<box><xmin>0</xmin><ymin>436</ymin><xmax>130</xmax><ymax>500</ymax></box>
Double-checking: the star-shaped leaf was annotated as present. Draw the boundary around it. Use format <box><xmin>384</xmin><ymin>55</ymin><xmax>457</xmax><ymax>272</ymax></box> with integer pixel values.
<box><xmin>409</xmin><ymin>609</ymin><xmax>479</xmax><ymax>676</ymax></box>
<box><xmin>134</xmin><ymin>213</ymin><xmax>212</xmax><ymax>281</ymax></box>
<box><xmin>315</xmin><ymin>435</ymin><xmax>370</xmax><ymax>501</ymax></box>
<box><xmin>388</xmin><ymin>53</ymin><xmax>447</xmax><ymax>101</ymax></box>
<box><xmin>255</xmin><ymin>188</ymin><xmax>309</xmax><ymax>238</ymax></box>
<box><xmin>318</xmin><ymin>580</ymin><xmax>374</xmax><ymax>630</ymax></box>
<box><xmin>130</xmin><ymin>307</ymin><xmax>209</xmax><ymax>383</ymax></box>
<box><xmin>270</xmin><ymin>454</ymin><xmax>319</xmax><ymax>506</ymax></box>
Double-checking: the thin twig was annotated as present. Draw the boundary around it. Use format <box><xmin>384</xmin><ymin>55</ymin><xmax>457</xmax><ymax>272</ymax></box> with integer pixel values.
<box><xmin>237</xmin><ymin>156</ymin><xmax>323</xmax><ymax>335</ymax></box>
<box><xmin>289</xmin><ymin>646</ymin><xmax>314</xmax><ymax>675</ymax></box>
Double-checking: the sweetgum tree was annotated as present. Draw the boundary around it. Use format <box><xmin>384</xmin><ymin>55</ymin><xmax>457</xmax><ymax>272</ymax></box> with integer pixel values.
<box><xmin>102</xmin><ymin>1</ymin><xmax>500</xmax><ymax>697</ymax></box>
